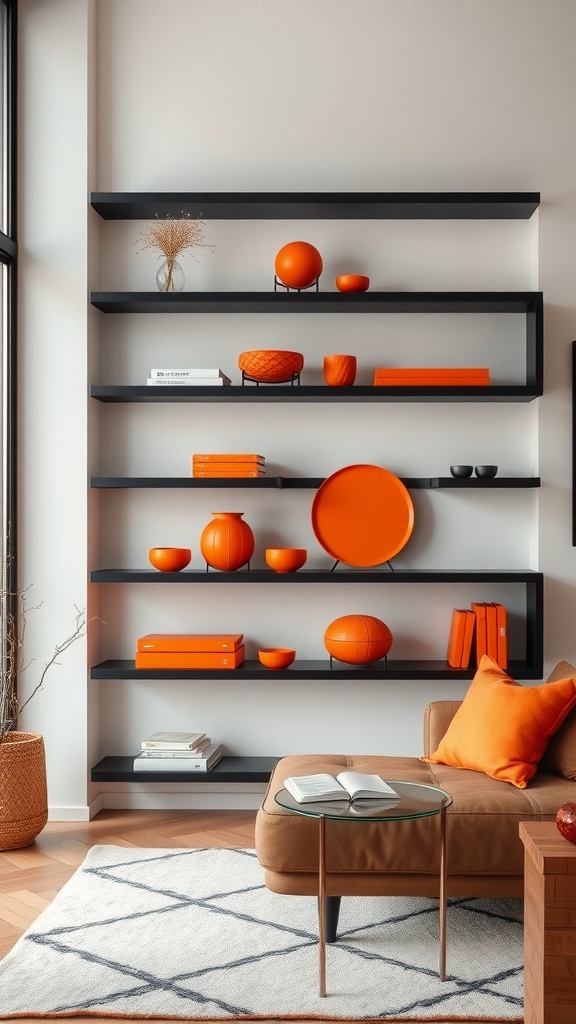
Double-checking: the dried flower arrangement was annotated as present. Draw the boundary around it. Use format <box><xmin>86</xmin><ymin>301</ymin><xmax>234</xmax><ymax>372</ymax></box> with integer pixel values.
<box><xmin>0</xmin><ymin>584</ymin><xmax>92</xmax><ymax>741</ymax></box>
<box><xmin>137</xmin><ymin>212</ymin><xmax>215</xmax><ymax>291</ymax></box>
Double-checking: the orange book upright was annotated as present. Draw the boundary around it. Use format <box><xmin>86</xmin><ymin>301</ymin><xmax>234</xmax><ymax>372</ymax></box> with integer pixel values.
<box><xmin>447</xmin><ymin>609</ymin><xmax>468</xmax><ymax>668</ymax></box>
<box><xmin>492</xmin><ymin>603</ymin><xmax>508</xmax><ymax>669</ymax></box>
<box><xmin>471</xmin><ymin>602</ymin><xmax>488</xmax><ymax>665</ymax></box>
<box><xmin>460</xmin><ymin>609</ymin><xmax>476</xmax><ymax>669</ymax></box>
<box><xmin>485</xmin><ymin>603</ymin><xmax>498</xmax><ymax>661</ymax></box>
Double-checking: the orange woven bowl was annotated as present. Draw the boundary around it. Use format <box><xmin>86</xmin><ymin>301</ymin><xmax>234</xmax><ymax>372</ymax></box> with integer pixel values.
<box><xmin>258</xmin><ymin>648</ymin><xmax>296</xmax><ymax>670</ymax></box>
<box><xmin>238</xmin><ymin>349</ymin><xmax>304</xmax><ymax>383</ymax></box>
<box><xmin>265</xmin><ymin>547</ymin><xmax>308</xmax><ymax>572</ymax></box>
<box><xmin>324</xmin><ymin>614</ymin><xmax>393</xmax><ymax>665</ymax></box>
<box><xmin>335</xmin><ymin>275</ymin><xmax>370</xmax><ymax>292</ymax></box>
<box><xmin>148</xmin><ymin>547</ymin><xmax>191</xmax><ymax>572</ymax></box>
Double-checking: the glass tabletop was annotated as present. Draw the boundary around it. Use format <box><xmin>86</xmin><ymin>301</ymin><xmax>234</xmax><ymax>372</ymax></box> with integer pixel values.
<box><xmin>274</xmin><ymin>780</ymin><xmax>453</xmax><ymax>822</ymax></box>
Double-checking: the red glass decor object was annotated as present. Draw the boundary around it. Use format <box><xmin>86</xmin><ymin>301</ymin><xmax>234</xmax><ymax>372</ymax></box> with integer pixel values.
<box><xmin>274</xmin><ymin>241</ymin><xmax>323</xmax><ymax>289</ymax></box>
<box><xmin>238</xmin><ymin>349</ymin><xmax>304</xmax><ymax>383</ymax></box>
<box><xmin>148</xmin><ymin>547</ymin><xmax>191</xmax><ymax>572</ymax></box>
<box><xmin>199</xmin><ymin>512</ymin><xmax>255</xmax><ymax>571</ymax></box>
<box><xmin>556</xmin><ymin>802</ymin><xmax>576</xmax><ymax>844</ymax></box>
<box><xmin>324</xmin><ymin>614</ymin><xmax>393</xmax><ymax>665</ymax></box>
<box><xmin>323</xmin><ymin>354</ymin><xmax>357</xmax><ymax>387</ymax></box>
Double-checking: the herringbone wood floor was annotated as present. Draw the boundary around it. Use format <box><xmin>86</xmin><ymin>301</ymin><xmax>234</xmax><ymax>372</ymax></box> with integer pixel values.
<box><xmin>0</xmin><ymin>809</ymin><xmax>510</xmax><ymax>1024</ymax></box>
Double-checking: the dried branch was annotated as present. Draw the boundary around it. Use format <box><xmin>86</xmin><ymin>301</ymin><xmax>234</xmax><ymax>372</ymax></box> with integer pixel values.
<box><xmin>136</xmin><ymin>212</ymin><xmax>215</xmax><ymax>263</ymax></box>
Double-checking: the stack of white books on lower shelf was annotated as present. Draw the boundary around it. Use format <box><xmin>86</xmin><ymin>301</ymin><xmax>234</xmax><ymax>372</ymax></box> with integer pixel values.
<box><xmin>133</xmin><ymin>731</ymin><xmax>223</xmax><ymax>772</ymax></box>
<box><xmin>146</xmin><ymin>368</ymin><xmax>232</xmax><ymax>386</ymax></box>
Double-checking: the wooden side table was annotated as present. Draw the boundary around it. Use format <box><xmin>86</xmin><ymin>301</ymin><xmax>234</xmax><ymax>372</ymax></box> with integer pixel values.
<box><xmin>519</xmin><ymin>821</ymin><xmax>576</xmax><ymax>1024</ymax></box>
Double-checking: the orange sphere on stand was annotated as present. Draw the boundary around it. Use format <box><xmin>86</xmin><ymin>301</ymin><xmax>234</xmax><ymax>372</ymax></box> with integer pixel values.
<box><xmin>274</xmin><ymin>241</ymin><xmax>323</xmax><ymax>289</ymax></box>
<box><xmin>324</xmin><ymin>614</ymin><xmax>393</xmax><ymax>665</ymax></box>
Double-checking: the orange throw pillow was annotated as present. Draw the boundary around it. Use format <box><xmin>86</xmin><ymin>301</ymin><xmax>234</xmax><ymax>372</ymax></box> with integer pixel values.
<box><xmin>422</xmin><ymin>655</ymin><xmax>576</xmax><ymax>787</ymax></box>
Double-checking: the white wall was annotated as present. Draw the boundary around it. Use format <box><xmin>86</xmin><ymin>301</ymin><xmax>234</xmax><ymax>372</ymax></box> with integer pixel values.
<box><xmin>17</xmin><ymin>0</ymin><xmax>576</xmax><ymax>817</ymax></box>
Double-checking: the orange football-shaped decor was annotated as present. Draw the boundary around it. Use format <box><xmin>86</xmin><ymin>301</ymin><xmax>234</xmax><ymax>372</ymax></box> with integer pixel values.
<box><xmin>148</xmin><ymin>547</ymin><xmax>191</xmax><ymax>572</ymax></box>
<box><xmin>238</xmin><ymin>349</ymin><xmax>304</xmax><ymax>384</ymax></box>
<box><xmin>324</xmin><ymin>614</ymin><xmax>393</xmax><ymax>665</ymax></box>
<box><xmin>274</xmin><ymin>241</ymin><xmax>323</xmax><ymax>289</ymax></box>
<box><xmin>199</xmin><ymin>512</ymin><xmax>255</xmax><ymax>571</ymax></box>
<box><xmin>323</xmin><ymin>354</ymin><xmax>357</xmax><ymax>387</ymax></box>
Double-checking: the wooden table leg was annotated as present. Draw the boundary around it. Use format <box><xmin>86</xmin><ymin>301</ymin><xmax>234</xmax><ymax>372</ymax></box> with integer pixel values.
<box><xmin>318</xmin><ymin>815</ymin><xmax>326</xmax><ymax>997</ymax></box>
<box><xmin>439</xmin><ymin>803</ymin><xmax>448</xmax><ymax>981</ymax></box>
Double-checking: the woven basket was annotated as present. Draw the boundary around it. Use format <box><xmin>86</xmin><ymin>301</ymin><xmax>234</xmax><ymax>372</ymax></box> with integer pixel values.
<box><xmin>0</xmin><ymin>731</ymin><xmax>48</xmax><ymax>850</ymax></box>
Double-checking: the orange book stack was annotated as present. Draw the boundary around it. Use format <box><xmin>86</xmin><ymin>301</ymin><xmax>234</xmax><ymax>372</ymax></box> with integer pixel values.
<box><xmin>468</xmin><ymin>603</ymin><xmax>508</xmax><ymax>669</ymax></box>
<box><xmin>135</xmin><ymin>633</ymin><xmax>245</xmax><ymax>670</ymax></box>
<box><xmin>192</xmin><ymin>453</ymin><xmax>266</xmax><ymax>478</ymax></box>
<box><xmin>373</xmin><ymin>367</ymin><xmax>490</xmax><ymax>387</ymax></box>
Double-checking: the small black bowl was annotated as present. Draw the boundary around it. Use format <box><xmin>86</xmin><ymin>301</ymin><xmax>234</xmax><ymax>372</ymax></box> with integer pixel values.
<box><xmin>450</xmin><ymin>465</ymin><xmax>473</xmax><ymax>478</ymax></box>
<box><xmin>474</xmin><ymin>465</ymin><xmax>498</xmax><ymax>478</ymax></box>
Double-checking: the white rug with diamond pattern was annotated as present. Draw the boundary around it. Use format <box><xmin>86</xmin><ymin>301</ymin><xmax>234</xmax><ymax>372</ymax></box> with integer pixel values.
<box><xmin>0</xmin><ymin>845</ymin><xmax>523</xmax><ymax>1020</ymax></box>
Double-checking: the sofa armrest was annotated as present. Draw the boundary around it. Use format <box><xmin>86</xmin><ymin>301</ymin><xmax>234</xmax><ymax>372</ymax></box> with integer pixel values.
<box><xmin>423</xmin><ymin>701</ymin><xmax>462</xmax><ymax>756</ymax></box>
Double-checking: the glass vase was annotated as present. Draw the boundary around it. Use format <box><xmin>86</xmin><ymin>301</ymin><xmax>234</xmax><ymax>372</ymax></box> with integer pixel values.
<box><xmin>156</xmin><ymin>258</ymin><xmax>185</xmax><ymax>293</ymax></box>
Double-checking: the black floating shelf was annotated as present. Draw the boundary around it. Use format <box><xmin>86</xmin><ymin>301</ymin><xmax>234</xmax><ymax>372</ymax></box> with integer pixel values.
<box><xmin>90</xmin><ymin>658</ymin><xmax>541</xmax><ymax>681</ymax></box>
<box><xmin>90</xmin><ymin>290</ymin><xmax>542</xmax><ymax>315</ymax></box>
<box><xmin>89</xmin><ymin>475</ymin><xmax>541</xmax><ymax>489</ymax></box>
<box><xmin>90</xmin><ymin>569</ymin><xmax>542</xmax><ymax>585</ymax></box>
<box><xmin>90</xmin><ymin>754</ymin><xmax>279</xmax><ymax>784</ymax></box>
<box><xmin>90</xmin><ymin>191</ymin><xmax>540</xmax><ymax>221</ymax></box>
<box><xmin>90</xmin><ymin>385</ymin><xmax>540</xmax><ymax>404</ymax></box>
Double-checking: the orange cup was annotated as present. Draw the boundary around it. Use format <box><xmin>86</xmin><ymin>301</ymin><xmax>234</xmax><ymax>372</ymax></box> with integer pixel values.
<box><xmin>323</xmin><ymin>354</ymin><xmax>357</xmax><ymax>387</ymax></box>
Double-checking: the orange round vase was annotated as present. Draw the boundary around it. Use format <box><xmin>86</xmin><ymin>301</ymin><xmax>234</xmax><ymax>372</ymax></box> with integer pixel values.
<box><xmin>324</xmin><ymin>614</ymin><xmax>393</xmax><ymax>665</ymax></box>
<box><xmin>323</xmin><ymin>354</ymin><xmax>357</xmax><ymax>387</ymax></box>
<box><xmin>274</xmin><ymin>241</ymin><xmax>323</xmax><ymax>289</ymax></box>
<box><xmin>199</xmin><ymin>512</ymin><xmax>255</xmax><ymax>571</ymax></box>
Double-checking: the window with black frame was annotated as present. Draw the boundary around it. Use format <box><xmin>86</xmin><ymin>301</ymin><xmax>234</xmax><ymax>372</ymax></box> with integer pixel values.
<box><xmin>0</xmin><ymin>0</ymin><xmax>17</xmax><ymax>717</ymax></box>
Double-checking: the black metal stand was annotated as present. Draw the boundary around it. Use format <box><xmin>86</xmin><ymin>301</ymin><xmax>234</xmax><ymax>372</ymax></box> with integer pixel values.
<box><xmin>241</xmin><ymin>370</ymin><xmax>301</xmax><ymax>387</ymax></box>
<box><xmin>274</xmin><ymin>274</ymin><xmax>320</xmax><ymax>292</ymax></box>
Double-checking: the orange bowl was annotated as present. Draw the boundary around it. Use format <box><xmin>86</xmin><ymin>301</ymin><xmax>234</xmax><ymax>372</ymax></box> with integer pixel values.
<box><xmin>265</xmin><ymin>547</ymin><xmax>307</xmax><ymax>572</ymax></box>
<box><xmin>148</xmin><ymin>547</ymin><xmax>191</xmax><ymax>572</ymax></box>
<box><xmin>238</xmin><ymin>349</ymin><xmax>304</xmax><ymax>383</ymax></box>
<box><xmin>258</xmin><ymin>648</ymin><xmax>296</xmax><ymax>670</ymax></box>
<box><xmin>335</xmin><ymin>275</ymin><xmax>370</xmax><ymax>292</ymax></box>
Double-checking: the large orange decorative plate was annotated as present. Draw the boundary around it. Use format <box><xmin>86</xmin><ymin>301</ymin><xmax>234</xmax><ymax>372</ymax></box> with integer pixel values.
<box><xmin>311</xmin><ymin>464</ymin><xmax>415</xmax><ymax>567</ymax></box>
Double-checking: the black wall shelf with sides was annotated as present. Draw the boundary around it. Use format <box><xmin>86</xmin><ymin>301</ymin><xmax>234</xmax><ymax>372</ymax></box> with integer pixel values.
<box><xmin>90</xmin><ymin>475</ymin><xmax>541</xmax><ymax>489</ymax></box>
<box><xmin>90</xmin><ymin>191</ymin><xmax>540</xmax><ymax>221</ymax></box>
<box><xmin>90</xmin><ymin>755</ymin><xmax>280</xmax><ymax>784</ymax></box>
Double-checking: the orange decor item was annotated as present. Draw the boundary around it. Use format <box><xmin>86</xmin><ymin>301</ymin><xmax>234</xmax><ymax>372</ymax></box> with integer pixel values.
<box><xmin>135</xmin><ymin>647</ymin><xmax>245</xmax><ymax>670</ymax></box>
<box><xmin>258</xmin><ymin>648</ymin><xmax>296</xmax><ymax>670</ymax></box>
<box><xmin>323</xmin><ymin>354</ymin><xmax>357</xmax><ymax>387</ymax></box>
<box><xmin>324</xmin><ymin>614</ymin><xmax>393</xmax><ymax>665</ymax></box>
<box><xmin>335</xmin><ymin>275</ymin><xmax>370</xmax><ymax>292</ymax></box>
<box><xmin>137</xmin><ymin>633</ymin><xmax>244</xmax><ymax>653</ymax></box>
<box><xmin>265</xmin><ymin>547</ymin><xmax>307</xmax><ymax>572</ymax></box>
<box><xmin>199</xmin><ymin>512</ymin><xmax>255</xmax><ymax>571</ymax></box>
<box><xmin>238</xmin><ymin>349</ymin><xmax>304</xmax><ymax>383</ymax></box>
<box><xmin>148</xmin><ymin>547</ymin><xmax>191</xmax><ymax>572</ymax></box>
<box><xmin>311</xmin><ymin>464</ymin><xmax>414</xmax><ymax>567</ymax></box>
<box><xmin>274</xmin><ymin>241</ymin><xmax>323</xmax><ymax>289</ymax></box>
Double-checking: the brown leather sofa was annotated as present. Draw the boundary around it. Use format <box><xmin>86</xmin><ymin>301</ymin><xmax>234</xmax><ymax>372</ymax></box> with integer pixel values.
<box><xmin>255</xmin><ymin>662</ymin><xmax>576</xmax><ymax>911</ymax></box>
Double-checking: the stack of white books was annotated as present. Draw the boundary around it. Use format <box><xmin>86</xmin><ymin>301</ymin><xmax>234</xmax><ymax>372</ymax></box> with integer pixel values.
<box><xmin>133</xmin><ymin>730</ymin><xmax>223</xmax><ymax>772</ymax></box>
<box><xmin>146</xmin><ymin>368</ymin><xmax>232</xmax><ymax>386</ymax></box>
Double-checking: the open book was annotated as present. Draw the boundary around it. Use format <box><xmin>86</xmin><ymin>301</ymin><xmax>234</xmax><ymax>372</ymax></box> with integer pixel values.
<box><xmin>283</xmin><ymin>771</ymin><xmax>398</xmax><ymax>804</ymax></box>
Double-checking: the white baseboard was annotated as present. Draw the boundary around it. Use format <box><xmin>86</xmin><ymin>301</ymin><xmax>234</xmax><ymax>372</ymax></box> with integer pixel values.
<box><xmin>46</xmin><ymin>785</ymin><xmax>268</xmax><ymax>821</ymax></box>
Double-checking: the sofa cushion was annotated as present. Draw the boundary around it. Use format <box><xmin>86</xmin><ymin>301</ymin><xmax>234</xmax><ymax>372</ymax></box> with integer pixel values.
<box><xmin>540</xmin><ymin>660</ymin><xmax>576</xmax><ymax>779</ymax></box>
<box><xmin>422</xmin><ymin>655</ymin><xmax>576</xmax><ymax>788</ymax></box>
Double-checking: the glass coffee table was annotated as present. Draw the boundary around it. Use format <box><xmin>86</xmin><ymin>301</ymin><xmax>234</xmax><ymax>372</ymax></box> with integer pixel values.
<box><xmin>275</xmin><ymin>780</ymin><xmax>453</xmax><ymax>997</ymax></box>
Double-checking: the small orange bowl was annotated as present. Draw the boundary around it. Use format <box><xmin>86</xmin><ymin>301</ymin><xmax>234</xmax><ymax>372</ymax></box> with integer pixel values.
<box><xmin>148</xmin><ymin>547</ymin><xmax>191</xmax><ymax>572</ymax></box>
<box><xmin>265</xmin><ymin>547</ymin><xmax>307</xmax><ymax>572</ymax></box>
<box><xmin>258</xmin><ymin>648</ymin><xmax>296</xmax><ymax>670</ymax></box>
<box><xmin>335</xmin><ymin>274</ymin><xmax>370</xmax><ymax>292</ymax></box>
